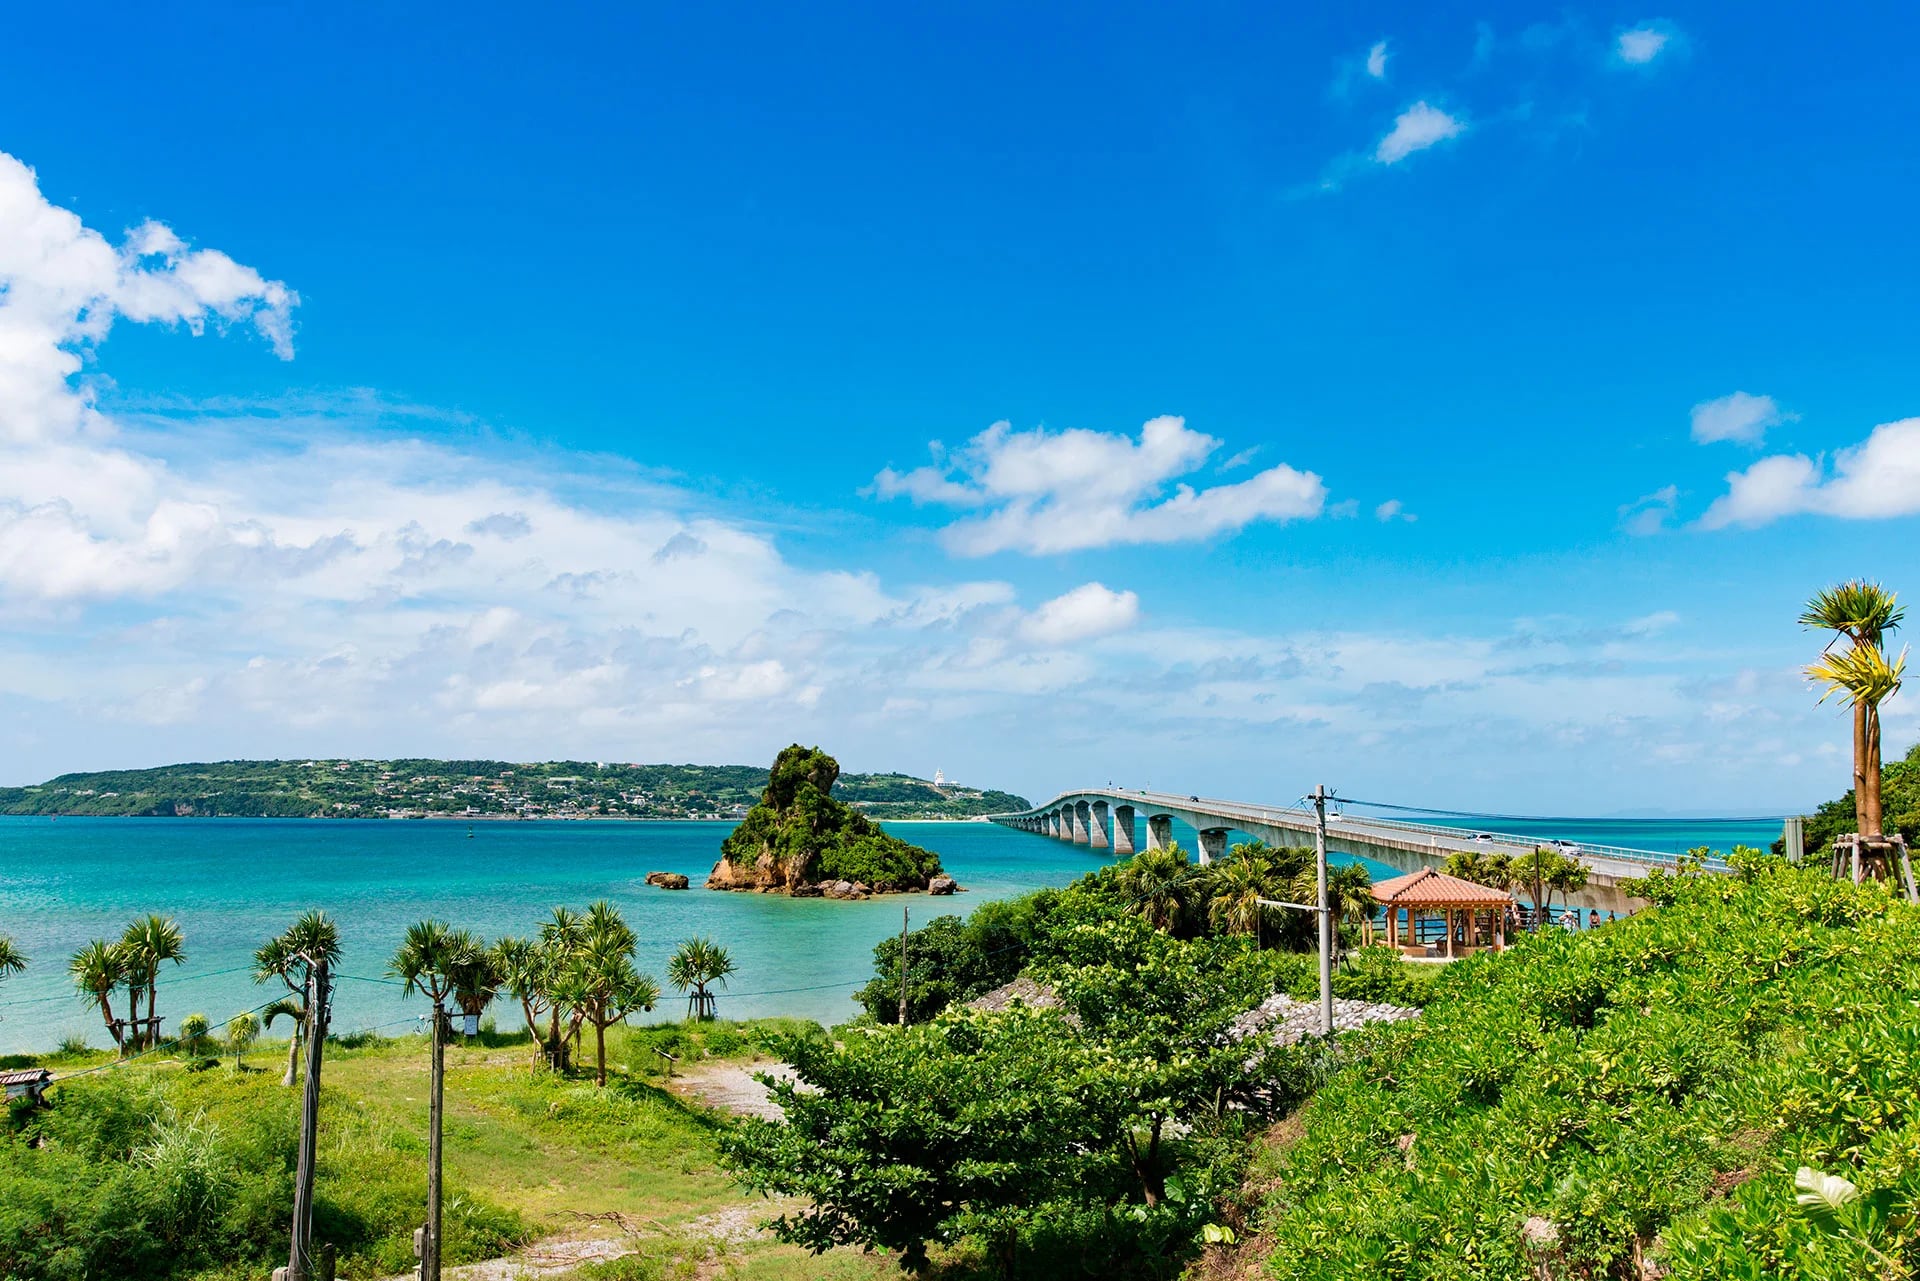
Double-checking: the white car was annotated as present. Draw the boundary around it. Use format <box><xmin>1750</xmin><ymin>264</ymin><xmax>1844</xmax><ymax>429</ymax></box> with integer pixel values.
<box><xmin>1469</xmin><ymin>832</ymin><xmax>1496</xmax><ymax>844</ymax></box>
<box><xmin>1546</xmin><ymin>839</ymin><xmax>1581</xmax><ymax>856</ymax></box>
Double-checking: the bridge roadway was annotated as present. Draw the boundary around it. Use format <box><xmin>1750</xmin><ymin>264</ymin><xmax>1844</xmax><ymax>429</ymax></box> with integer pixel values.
<box><xmin>991</xmin><ymin>788</ymin><xmax>1719</xmax><ymax>916</ymax></box>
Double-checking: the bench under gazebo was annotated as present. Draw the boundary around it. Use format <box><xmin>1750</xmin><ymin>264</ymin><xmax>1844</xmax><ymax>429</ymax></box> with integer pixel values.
<box><xmin>1372</xmin><ymin>867</ymin><xmax>1515</xmax><ymax>958</ymax></box>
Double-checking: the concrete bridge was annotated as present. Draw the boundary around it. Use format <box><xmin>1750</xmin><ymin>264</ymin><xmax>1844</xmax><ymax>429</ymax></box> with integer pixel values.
<box><xmin>992</xmin><ymin>788</ymin><xmax>1716</xmax><ymax>916</ymax></box>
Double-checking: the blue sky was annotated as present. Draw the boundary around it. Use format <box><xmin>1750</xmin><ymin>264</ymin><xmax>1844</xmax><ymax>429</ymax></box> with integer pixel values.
<box><xmin>0</xmin><ymin>3</ymin><xmax>1914</xmax><ymax>812</ymax></box>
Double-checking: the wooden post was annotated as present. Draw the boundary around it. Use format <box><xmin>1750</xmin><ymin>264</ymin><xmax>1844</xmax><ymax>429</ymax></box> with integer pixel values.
<box><xmin>424</xmin><ymin>1005</ymin><xmax>445</xmax><ymax>1281</ymax></box>
<box><xmin>898</xmin><ymin>907</ymin><xmax>909</xmax><ymax>1025</ymax></box>
<box><xmin>1446</xmin><ymin>908</ymin><xmax>1455</xmax><ymax>960</ymax></box>
<box><xmin>287</xmin><ymin>955</ymin><xmax>330</xmax><ymax>1281</ymax></box>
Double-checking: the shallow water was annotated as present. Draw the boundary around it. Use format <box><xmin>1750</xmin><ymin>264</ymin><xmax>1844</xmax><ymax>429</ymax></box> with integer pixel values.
<box><xmin>0</xmin><ymin>812</ymin><xmax>1782</xmax><ymax>1053</ymax></box>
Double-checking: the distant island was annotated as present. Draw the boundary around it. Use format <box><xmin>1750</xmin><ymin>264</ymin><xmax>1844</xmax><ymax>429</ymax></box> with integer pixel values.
<box><xmin>708</xmin><ymin>745</ymin><xmax>952</xmax><ymax>896</ymax></box>
<box><xmin>0</xmin><ymin>758</ymin><xmax>1029</xmax><ymax>822</ymax></box>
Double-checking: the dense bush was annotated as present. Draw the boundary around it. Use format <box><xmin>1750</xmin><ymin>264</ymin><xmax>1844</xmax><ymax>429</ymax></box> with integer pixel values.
<box><xmin>0</xmin><ymin>1057</ymin><xmax>523</xmax><ymax>1279</ymax></box>
<box><xmin>853</xmin><ymin>892</ymin><xmax>1067</xmax><ymax>1023</ymax></box>
<box><xmin>1254</xmin><ymin>856</ymin><xmax>1920</xmax><ymax>1279</ymax></box>
<box><xmin>728</xmin><ymin>918</ymin><xmax>1320</xmax><ymax>1278</ymax></box>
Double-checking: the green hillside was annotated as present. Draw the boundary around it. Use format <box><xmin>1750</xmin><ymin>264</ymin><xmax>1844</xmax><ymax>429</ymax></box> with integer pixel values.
<box><xmin>0</xmin><ymin>759</ymin><xmax>1027</xmax><ymax>821</ymax></box>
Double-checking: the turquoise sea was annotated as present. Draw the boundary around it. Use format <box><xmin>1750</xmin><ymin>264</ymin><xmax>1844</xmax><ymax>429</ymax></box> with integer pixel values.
<box><xmin>0</xmin><ymin>813</ymin><xmax>1787</xmax><ymax>1054</ymax></box>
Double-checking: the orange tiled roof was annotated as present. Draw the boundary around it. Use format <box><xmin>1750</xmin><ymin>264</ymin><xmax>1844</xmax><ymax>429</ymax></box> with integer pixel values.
<box><xmin>1371</xmin><ymin>867</ymin><xmax>1514</xmax><ymax>906</ymax></box>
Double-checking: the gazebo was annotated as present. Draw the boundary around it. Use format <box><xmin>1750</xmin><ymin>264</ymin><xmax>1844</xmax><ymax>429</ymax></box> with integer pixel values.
<box><xmin>1372</xmin><ymin>867</ymin><xmax>1515</xmax><ymax>958</ymax></box>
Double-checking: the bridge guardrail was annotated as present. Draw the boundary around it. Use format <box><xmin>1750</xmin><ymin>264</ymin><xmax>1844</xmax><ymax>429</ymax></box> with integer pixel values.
<box><xmin>992</xmin><ymin>788</ymin><xmax>1730</xmax><ymax>871</ymax></box>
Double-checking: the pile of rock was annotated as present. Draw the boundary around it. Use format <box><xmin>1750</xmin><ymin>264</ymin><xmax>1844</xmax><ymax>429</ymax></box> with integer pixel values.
<box><xmin>820</xmin><ymin>880</ymin><xmax>872</xmax><ymax>899</ymax></box>
<box><xmin>928</xmin><ymin>874</ymin><xmax>958</xmax><ymax>896</ymax></box>
<box><xmin>644</xmin><ymin>871</ymin><xmax>691</xmax><ymax>891</ymax></box>
<box><xmin>1230</xmin><ymin>994</ymin><xmax>1419</xmax><ymax>1048</ymax></box>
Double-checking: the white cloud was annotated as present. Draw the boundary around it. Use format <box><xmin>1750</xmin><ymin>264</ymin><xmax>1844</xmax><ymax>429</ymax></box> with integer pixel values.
<box><xmin>1019</xmin><ymin>582</ymin><xmax>1140</xmax><ymax>646</ymax></box>
<box><xmin>1375</xmin><ymin>101</ymin><xmax>1466</xmax><ymax>165</ymax></box>
<box><xmin>872</xmin><ymin>416</ymin><xmax>1326</xmax><ymax>556</ymax></box>
<box><xmin>1700</xmin><ymin>418</ymin><xmax>1920</xmax><ymax>529</ymax></box>
<box><xmin>1618</xmin><ymin>484</ymin><xmax>1679</xmax><ymax>535</ymax></box>
<box><xmin>1615</xmin><ymin>23</ymin><xmax>1675</xmax><ymax>66</ymax></box>
<box><xmin>1374</xmin><ymin>499</ymin><xmax>1415</xmax><ymax>523</ymax></box>
<box><xmin>1366</xmin><ymin>41</ymin><xmax>1389</xmax><ymax>79</ymax></box>
<box><xmin>1691</xmin><ymin>391</ymin><xmax>1789</xmax><ymax>446</ymax></box>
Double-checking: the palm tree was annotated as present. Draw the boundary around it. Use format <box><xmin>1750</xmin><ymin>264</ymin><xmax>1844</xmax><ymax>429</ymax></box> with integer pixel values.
<box><xmin>1802</xmin><ymin>581</ymin><xmax>1905</xmax><ymax>836</ymax></box>
<box><xmin>1115</xmin><ymin>845</ymin><xmax>1195</xmax><ymax>932</ymax></box>
<box><xmin>69</xmin><ymin>940</ymin><xmax>126</xmax><ymax>1053</ymax></box>
<box><xmin>121</xmin><ymin>915</ymin><xmax>185</xmax><ymax>1050</ymax></box>
<box><xmin>573</xmin><ymin>901</ymin><xmax>659</xmax><ymax>1085</ymax></box>
<box><xmin>0</xmin><ymin>937</ymin><xmax>25</xmax><ymax>985</ymax></box>
<box><xmin>390</xmin><ymin>920</ymin><xmax>482</xmax><ymax>1281</ymax></box>
<box><xmin>1809</xmin><ymin>638</ymin><xmax>1908</xmax><ymax>840</ymax></box>
<box><xmin>1205</xmin><ymin>851</ymin><xmax>1278</xmax><ymax>943</ymax></box>
<box><xmin>490</xmin><ymin>936</ymin><xmax>553</xmax><ymax>1063</ymax></box>
<box><xmin>1326</xmin><ymin>863</ymin><xmax>1377</xmax><ymax>950</ymax></box>
<box><xmin>1442</xmin><ymin>850</ymin><xmax>1485</xmax><ymax>883</ymax></box>
<box><xmin>667</xmin><ymin>937</ymin><xmax>736</xmax><ymax>1020</ymax></box>
<box><xmin>254</xmin><ymin>910</ymin><xmax>342</xmax><ymax>1087</ymax></box>
<box><xmin>448</xmin><ymin>945</ymin><xmax>502</xmax><ymax>1032</ymax></box>
<box><xmin>226</xmin><ymin>1011</ymin><xmax>261</xmax><ymax>1071</ymax></box>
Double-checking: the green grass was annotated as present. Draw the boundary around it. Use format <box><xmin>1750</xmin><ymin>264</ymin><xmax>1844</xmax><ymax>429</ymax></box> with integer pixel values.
<box><xmin>4</xmin><ymin>1018</ymin><xmax>890</xmax><ymax>1281</ymax></box>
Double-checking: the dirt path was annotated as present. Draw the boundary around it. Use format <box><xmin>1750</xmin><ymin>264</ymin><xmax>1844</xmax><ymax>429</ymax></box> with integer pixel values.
<box><xmin>381</xmin><ymin>1236</ymin><xmax>631</xmax><ymax>1280</ymax></box>
<box><xmin>664</xmin><ymin>1057</ymin><xmax>801</xmax><ymax>1121</ymax></box>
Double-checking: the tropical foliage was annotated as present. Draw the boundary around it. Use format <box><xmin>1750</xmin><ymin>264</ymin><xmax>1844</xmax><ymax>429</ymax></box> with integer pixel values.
<box><xmin>1251</xmin><ymin>855</ymin><xmax>1920</xmax><ymax>1280</ymax></box>
<box><xmin>253</xmin><ymin>909</ymin><xmax>341</xmax><ymax>1086</ymax></box>
<box><xmin>68</xmin><ymin>917</ymin><xmax>186</xmax><ymax>1055</ymax></box>
<box><xmin>1801</xmin><ymin>579</ymin><xmax>1905</xmax><ymax>838</ymax></box>
<box><xmin>491</xmin><ymin>901</ymin><xmax>659</xmax><ymax>1082</ymax></box>
<box><xmin>666</xmin><ymin>937</ymin><xmax>735</xmax><ymax>1020</ymax></box>
<box><xmin>728</xmin><ymin>916</ymin><xmax>1320</xmax><ymax>1278</ymax></box>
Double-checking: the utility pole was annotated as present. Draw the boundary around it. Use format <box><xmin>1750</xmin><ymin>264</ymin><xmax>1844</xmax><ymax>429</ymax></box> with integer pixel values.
<box><xmin>1314</xmin><ymin>784</ymin><xmax>1333</xmax><ymax>1037</ymax></box>
<box><xmin>898</xmin><ymin>907</ymin><xmax>909</xmax><ymax>1025</ymax></box>
<box><xmin>286</xmin><ymin>954</ymin><xmax>330</xmax><ymax>1281</ymax></box>
<box><xmin>423</xmin><ymin>1003</ymin><xmax>446</xmax><ymax>1281</ymax></box>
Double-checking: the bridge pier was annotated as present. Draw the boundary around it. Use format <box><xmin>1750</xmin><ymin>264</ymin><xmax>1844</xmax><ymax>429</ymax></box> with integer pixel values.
<box><xmin>1071</xmin><ymin>801</ymin><xmax>1091</xmax><ymax>845</ymax></box>
<box><xmin>1051</xmin><ymin>809</ymin><xmax>1066</xmax><ymax>839</ymax></box>
<box><xmin>1112</xmin><ymin>804</ymin><xmax>1136</xmax><ymax>856</ymax></box>
<box><xmin>1197</xmin><ymin>828</ymin><xmax>1228</xmax><ymax>865</ymax></box>
<box><xmin>1146</xmin><ymin>814</ymin><xmax>1172</xmax><ymax>852</ymax></box>
<box><xmin>1089</xmin><ymin>801</ymin><xmax>1111</xmax><ymax>849</ymax></box>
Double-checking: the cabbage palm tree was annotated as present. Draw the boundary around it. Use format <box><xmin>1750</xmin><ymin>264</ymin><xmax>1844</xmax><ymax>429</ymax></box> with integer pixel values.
<box><xmin>1116</xmin><ymin>845</ymin><xmax>1194</xmax><ymax>933</ymax></box>
<box><xmin>667</xmin><ymin>937</ymin><xmax>736</xmax><ymax>1021</ymax></box>
<box><xmin>1802</xmin><ymin>581</ymin><xmax>1905</xmax><ymax>836</ymax></box>
<box><xmin>69</xmin><ymin>939</ymin><xmax>126</xmax><ymax>1053</ymax></box>
<box><xmin>121</xmin><ymin>915</ymin><xmax>185</xmax><ymax>1050</ymax></box>
<box><xmin>1809</xmin><ymin>638</ymin><xmax>1908</xmax><ymax>839</ymax></box>
<box><xmin>226</xmin><ymin>1011</ymin><xmax>261</xmax><ymax>1071</ymax></box>
<box><xmin>1205</xmin><ymin>850</ymin><xmax>1277</xmax><ymax>943</ymax></box>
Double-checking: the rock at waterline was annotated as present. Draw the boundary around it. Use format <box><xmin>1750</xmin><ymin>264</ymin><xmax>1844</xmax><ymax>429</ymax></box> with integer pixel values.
<box><xmin>928</xmin><ymin>874</ymin><xmax>958</xmax><ymax>896</ymax></box>
<box><xmin>645</xmin><ymin>872</ymin><xmax>690</xmax><ymax>890</ymax></box>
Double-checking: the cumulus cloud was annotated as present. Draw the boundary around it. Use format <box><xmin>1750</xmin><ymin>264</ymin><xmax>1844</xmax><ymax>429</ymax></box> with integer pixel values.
<box><xmin>1700</xmin><ymin>418</ymin><xmax>1920</xmax><ymax>529</ymax></box>
<box><xmin>1691</xmin><ymin>391</ymin><xmax>1789</xmax><ymax>446</ymax></box>
<box><xmin>1374</xmin><ymin>499</ymin><xmax>1415</xmax><ymax>523</ymax></box>
<box><xmin>1614</xmin><ymin>22</ymin><xmax>1676</xmax><ymax>66</ymax></box>
<box><xmin>1366</xmin><ymin>41</ymin><xmax>1389</xmax><ymax>79</ymax></box>
<box><xmin>1019</xmin><ymin>582</ymin><xmax>1141</xmax><ymax>646</ymax></box>
<box><xmin>1375</xmin><ymin>101</ymin><xmax>1466</xmax><ymax>164</ymax></box>
<box><xmin>871</xmin><ymin>416</ymin><xmax>1327</xmax><ymax>556</ymax></box>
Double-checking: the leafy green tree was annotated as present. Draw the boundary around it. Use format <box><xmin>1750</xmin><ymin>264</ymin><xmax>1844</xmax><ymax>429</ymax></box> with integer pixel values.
<box><xmin>1206</xmin><ymin>846</ymin><xmax>1283</xmax><ymax>943</ymax></box>
<box><xmin>253</xmin><ymin>909</ymin><xmax>341</xmax><ymax>1087</ymax></box>
<box><xmin>667</xmin><ymin>937</ymin><xmax>735</xmax><ymax>1021</ymax></box>
<box><xmin>853</xmin><ymin>893</ymin><xmax>1055</xmax><ymax>1023</ymax></box>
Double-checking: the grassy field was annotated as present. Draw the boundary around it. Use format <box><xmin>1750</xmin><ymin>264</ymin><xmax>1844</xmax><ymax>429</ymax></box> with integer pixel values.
<box><xmin>7</xmin><ymin>1019</ymin><xmax>891</xmax><ymax>1281</ymax></box>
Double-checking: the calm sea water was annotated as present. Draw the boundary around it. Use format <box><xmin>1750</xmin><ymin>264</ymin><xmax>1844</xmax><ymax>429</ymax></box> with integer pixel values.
<box><xmin>0</xmin><ymin>813</ymin><xmax>1785</xmax><ymax>1053</ymax></box>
